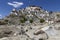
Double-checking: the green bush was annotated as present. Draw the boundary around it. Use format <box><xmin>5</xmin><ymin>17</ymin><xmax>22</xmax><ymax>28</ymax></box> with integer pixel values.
<box><xmin>23</xmin><ymin>17</ymin><xmax>27</xmax><ymax>21</ymax></box>
<box><xmin>40</xmin><ymin>19</ymin><xmax>45</xmax><ymax>23</ymax></box>
<box><xmin>20</xmin><ymin>19</ymin><xmax>25</xmax><ymax>23</ymax></box>
<box><xmin>4</xmin><ymin>20</ymin><xmax>9</xmax><ymax>22</ymax></box>
<box><xmin>56</xmin><ymin>14</ymin><xmax>60</xmax><ymax>17</ymax></box>
<box><xmin>20</xmin><ymin>17</ymin><xmax>27</xmax><ymax>23</ymax></box>
<box><xmin>29</xmin><ymin>19</ymin><xmax>33</xmax><ymax>23</ymax></box>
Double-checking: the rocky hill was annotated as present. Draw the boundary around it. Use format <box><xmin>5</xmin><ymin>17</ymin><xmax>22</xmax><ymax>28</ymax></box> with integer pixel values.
<box><xmin>0</xmin><ymin>6</ymin><xmax>60</xmax><ymax>40</ymax></box>
<box><xmin>0</xmin><ymin>6</ymin><xmax>51</xmax><ymax>25</ymax></box>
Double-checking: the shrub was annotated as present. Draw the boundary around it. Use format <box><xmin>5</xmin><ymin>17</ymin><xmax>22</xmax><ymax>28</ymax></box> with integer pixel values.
<box><xmin>20</xmin><ymin>16</ymin><xmax>27</xmax><ymax>23</ymax></box>
<box><xmin>29</xmin><ymin>19</ymin><xmax>33</xmax><ymax>23</ymax></box>
<box><xmin>40</xmin><ymin>19</ymin><xmax>45</xmax><ymax>23</ymax></box>
<box><xmin>20</xmin><ymin>19</ymin><xmax>25</xmax><ymax>23</ymax></box>
<box><xmin>56</xmin><ymin>14</ymin><xmax>60</xmax><ymax>17</ymax></box>
<box><xmin>4</xmin><ymin>19</ymin><xmax>9</xmax><ymax>22</ymax></box>
<box><xmin>23</xmin><ymin>17</ymin><xmax>27</xmax><ymax>21</ymax></box>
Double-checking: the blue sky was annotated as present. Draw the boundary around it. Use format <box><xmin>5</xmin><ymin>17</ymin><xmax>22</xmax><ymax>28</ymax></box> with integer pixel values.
<box><xmin>0</xmin><ymin>0</ymin><xmax>60</xmax><ymax>18</ymax></box>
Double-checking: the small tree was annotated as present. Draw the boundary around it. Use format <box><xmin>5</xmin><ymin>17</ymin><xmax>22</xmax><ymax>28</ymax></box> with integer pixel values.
<box><xmin>40</xmin><ymin>19</ymin><xmax>45</xmax><ymax>23</ymax></box>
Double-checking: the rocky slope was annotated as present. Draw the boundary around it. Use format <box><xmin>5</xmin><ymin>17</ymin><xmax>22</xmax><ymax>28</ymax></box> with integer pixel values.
<box><xmin>0</xmin><ymin>6</ymin><xmax>60</xmax><ymax>40</ymax></box>
<box><xmin>2</xmin><ymin>6</ymin><xmax>51</xmax><ymax>25</ymax></box>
